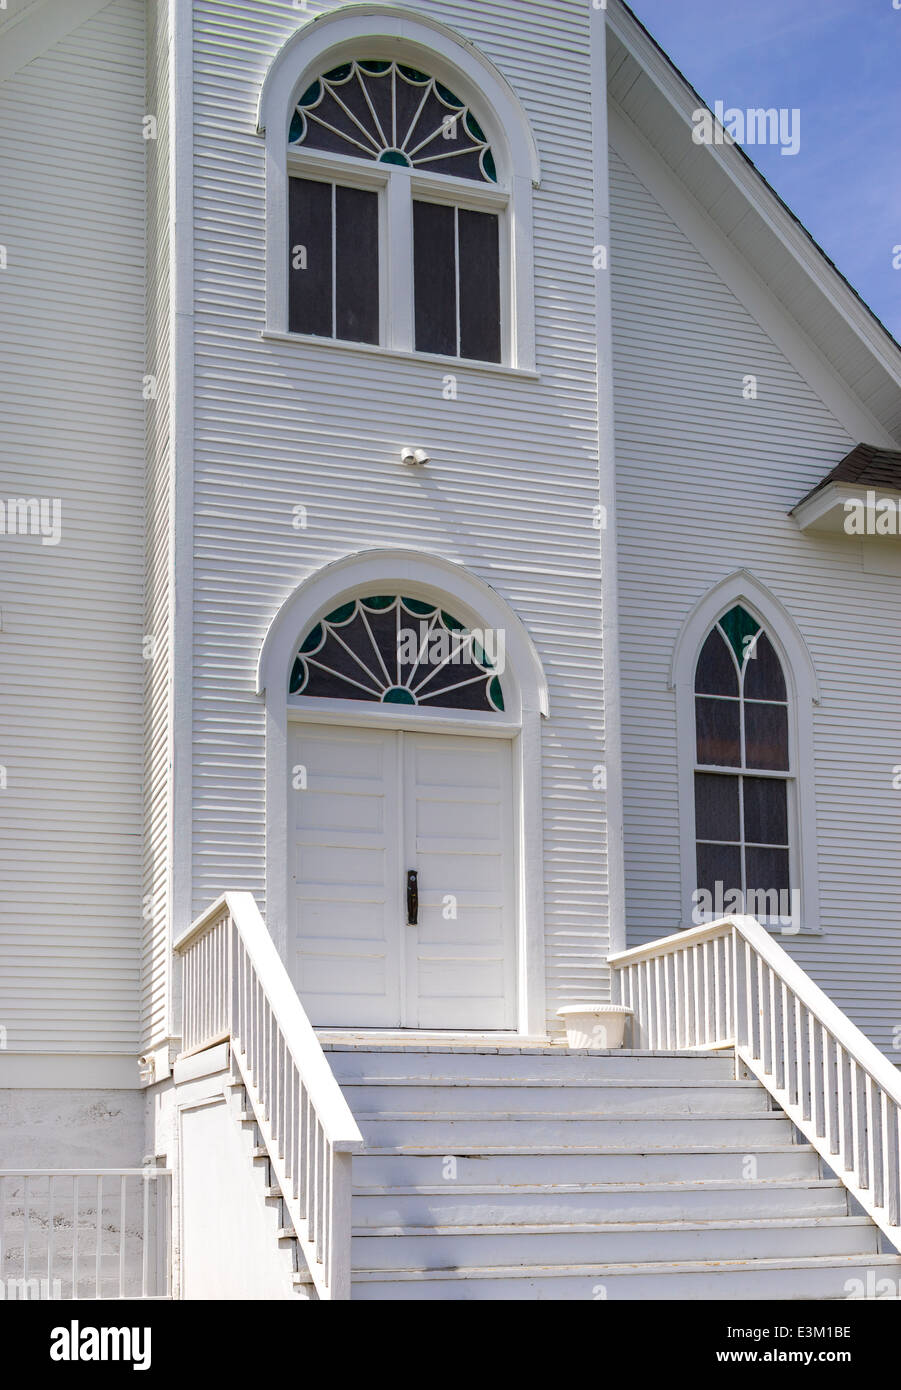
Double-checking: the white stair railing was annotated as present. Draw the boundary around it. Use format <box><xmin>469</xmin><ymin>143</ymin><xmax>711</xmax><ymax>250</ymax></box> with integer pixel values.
<box><xmin>0</xmin><ymin>1168</ymin><xmax>171</xmax><ymax>1299</ymax></box>
<box><xmin>609</xmin><ymin>916</ymin><xmax>901</xmax><ymax>1247</ymax></box>
<box><xmin>174</xmin><ymin>892</ymin><xmax>364</xmax><ymax>1300</ymax></box>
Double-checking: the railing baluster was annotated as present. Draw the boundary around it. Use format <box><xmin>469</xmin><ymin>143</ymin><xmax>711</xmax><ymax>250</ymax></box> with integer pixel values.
<box><xmin>95</xmin><ymin>1175</ymin><xmax>102</xmax><ymax>1299</ymax></box>
<box><xmin>118</xmin><ymin>1176</ymin><xmax>127</xmax><ymax>1297</ymax></box>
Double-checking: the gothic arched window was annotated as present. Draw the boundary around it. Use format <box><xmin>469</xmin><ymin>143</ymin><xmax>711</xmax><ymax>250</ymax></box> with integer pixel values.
<box><xmin>693</xmin><ymin>605</ymin><xmax>792</xmax><ymax>914</ymax></box>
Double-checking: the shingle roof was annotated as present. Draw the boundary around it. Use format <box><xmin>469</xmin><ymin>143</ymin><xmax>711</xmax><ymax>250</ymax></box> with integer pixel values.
<box><xmin>794</xmin><ymin>444</ymin><xmax>901</xmax><ymax>510</ymax></box>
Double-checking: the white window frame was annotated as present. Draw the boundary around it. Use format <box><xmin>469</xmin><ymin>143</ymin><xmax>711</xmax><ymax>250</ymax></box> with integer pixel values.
<box><xmin>670</xmin><ymin>572</ymin><xmax>822</xmax><ymax>937</ymax></box>
<box><xmin>257</xmin><ymin>9</ymin><xmax>540</xmax><ymax>372</ymax></box>
<box><xmin>285</xmin><ymin>148</ymin><xmax>510</xmax><ymax>361</ymax></box>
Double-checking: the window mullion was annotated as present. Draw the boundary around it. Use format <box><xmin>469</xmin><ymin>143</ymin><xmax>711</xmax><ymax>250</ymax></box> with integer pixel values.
<box><xmin>387</xmin><ymin>174</ymin><xmax>414</xmax><ymax>352</ymax></box>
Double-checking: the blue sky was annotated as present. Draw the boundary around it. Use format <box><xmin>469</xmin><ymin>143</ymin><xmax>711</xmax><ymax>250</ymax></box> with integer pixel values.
<box><xmin>628</xmin><ymin>0</ymin><xmax>901</xmax><ymax>342</ymax></box>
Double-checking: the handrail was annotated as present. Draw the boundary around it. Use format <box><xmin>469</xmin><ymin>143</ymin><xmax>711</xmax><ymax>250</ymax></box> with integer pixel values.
<box><xmin>174</xmin><ymin>892</ymin><xmax>363</xmax><ymax>1299</ymax></box>
<box><xmin>610</xmin><ymin>916</ymin><xmax>901</xmax><ymax>1245</ymax></box>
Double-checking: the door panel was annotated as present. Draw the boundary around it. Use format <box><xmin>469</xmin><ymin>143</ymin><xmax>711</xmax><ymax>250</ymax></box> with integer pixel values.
<box><xmin>290</xmin><ymin>723</ymin><xmax>516</xmax><ymax>1029</ymax></box>
<box><xmin>403</xmin><ymin>732</ymin><xmax>516</xmax><ymax>1029</ymax></box>
<box><xmin>290</xmin><ymin>724</ymin><xmax>402</xmax><ymax>1026</ymax></box>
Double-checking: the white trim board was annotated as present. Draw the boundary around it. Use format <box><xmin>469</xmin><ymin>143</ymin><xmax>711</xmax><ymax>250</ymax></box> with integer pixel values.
<box><xmin>0</xmin><ymin>1054</ymin><xmax>141</xmax><ymax>1089</ymax></box>
<box><xmin>608</xmin><ymin>104</ymin><xmax>897</xmax><ymax>452</ymax></box>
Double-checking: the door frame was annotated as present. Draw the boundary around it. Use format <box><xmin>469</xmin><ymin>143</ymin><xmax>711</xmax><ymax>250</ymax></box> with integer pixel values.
<box><xmin>257</xmin><ymin>548</ymin><xmax>549</xmax><ymax>1037</ymax></box>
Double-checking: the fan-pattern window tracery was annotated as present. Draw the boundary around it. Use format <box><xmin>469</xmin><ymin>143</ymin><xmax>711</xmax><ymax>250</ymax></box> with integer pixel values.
<box><xmin>290</xmin><ymin>595</ymin><xmax>505</xmax><ymax>712</ymax></box>
<box><xmin>289</xmin><ymin>60</ymin><xmax>497</xmax><ymax>183</ymax></box>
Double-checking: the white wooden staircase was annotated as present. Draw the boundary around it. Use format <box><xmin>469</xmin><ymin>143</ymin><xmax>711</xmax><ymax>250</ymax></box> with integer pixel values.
<box><xmin>176</xmin><ymin>899</ymin><xmax>901</xmax><ymax>1301</ymax></box>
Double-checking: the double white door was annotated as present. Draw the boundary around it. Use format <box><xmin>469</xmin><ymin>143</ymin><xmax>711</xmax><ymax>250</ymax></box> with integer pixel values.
<box><xmin>290</xmin><ymin>723</ymin><xmax>516</xmax><ymax>1028</ymax></box>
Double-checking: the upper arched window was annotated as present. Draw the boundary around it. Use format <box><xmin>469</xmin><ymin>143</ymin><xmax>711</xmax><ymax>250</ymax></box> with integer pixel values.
<box><xmin>259</xmin><ymin>13</ymin><xmax>539</xmax><ymax>370</ymax></box>
<box><xmin>290</xmin><ymin>593</ymin><xmax>505</xmax><ymax>713</ymax></box>
<box><xmin>286</xmin><ymin>56</ymin><xmax>505</xmax><ymax>362</ymax></box>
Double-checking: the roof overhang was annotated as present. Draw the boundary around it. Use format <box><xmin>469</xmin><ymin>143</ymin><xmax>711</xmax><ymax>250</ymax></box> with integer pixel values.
<box><xmin>792</xmin><ymin>481</ymin><xmax>901</xmax><ymax>535</ymax></box>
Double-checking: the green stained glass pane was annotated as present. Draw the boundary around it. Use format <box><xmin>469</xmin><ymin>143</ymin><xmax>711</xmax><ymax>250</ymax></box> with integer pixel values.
<box><xmin>399</xmin><ymin>65</ymin><xmax>430</xmax><ymax>83</ymax></box>
<box><xmin>323</xmin><ymin>63</ymin><xmax>352</xmax><ymax>82</ymax></box>
<box><xmin>465</xmin><ymin>111</ymin><xmax>487</xmax><ymax>142</ymax></box>
<box><xmin>299</xmin><ymin>622</ymin><xmax>323</xmax><ymax>654</ymax></box>
<box><xmin>489</xmin><ymin>677</ymin><xmax>505</xmax><ymax>711</ymax></box>
<box><xmin>383</xmin><ymin>686</ymin><xmax>416</xmax><ymax>704</ymax></box>
<box><xmin>471</xmin><ymin>639</ymin><xmax>494</xmax><ymax>670</ymax></box>
<box><xmin>324</xmin><ymin>601</ymin><xmax>357</xmax><ymax>625</ymax></box>
<box><xmin>297</xmin><ymin>80</ymin><xmax>321</xmax><ymax>108</ymax></box>
<box><xmin>719</xmin><ymin>605</ymin><xmax>760</xmax><ymax>667</ymax></box>
<box><xmin>289</xmin><ymin>657</ymin><xmax>308</xmax><ymax>694</ymax></box>
<box><xmin>288</xmin><ymin>110</ymin><xmax>306</xmax><ymax>143</ymax></box>
<box><xmin>361</xmin><ymin>595</ymin><xmax>395</xmax><ymax>611</ymax></box>
<box><xmin>441</xmin><ymin>611</ymin><xmax>465</xmax><ymax>632</ymax></box>
<box><xmin>358</xmin><ymin>59</ymin><xmax>391</xmax><ymax>73</ymax></box>
<box><xmin>435</xmin><ymin>82</ymin><xmax>464</xmax><ymax>108</ymax></box>
<box><xmin>481</xmin><ymin>148</ymin><xmax>497</xmax><ymax>183</ymax></box>
<box><xmin>379</xmin><ymin>149</ymin><xmax>411</xmax><ymax>166</ymax></box>
<box><xmin>402</xmin><ymin>597</ymin><xmax>435</xmax><ymax>616</ymax></box>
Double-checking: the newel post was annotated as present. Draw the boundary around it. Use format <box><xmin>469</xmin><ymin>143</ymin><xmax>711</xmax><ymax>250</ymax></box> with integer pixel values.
<box><xmin>328</xmin><ymin>1149</ymin><xmax>354</xmax><ymax>1300</ymax></box>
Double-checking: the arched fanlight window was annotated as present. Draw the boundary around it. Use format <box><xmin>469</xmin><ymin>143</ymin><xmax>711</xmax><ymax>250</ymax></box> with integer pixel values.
<box><xmin>290</xmin><ymin>594</ymin><xmax>505</xmax><ymax>713</ymax></box>
<box><xmin>285</xmin><ymin>57</ymin><xmax>506</xmax><ymax>362</ymax></box>
<box><xmin>693</xmin><ymin>604</ymin><xmax>791</xmax><ymax>909</ymax></box>
<box><xmin>290</xmin><ymin>60</ymin><xmax>497</xmax><ymax>183</ymax></box>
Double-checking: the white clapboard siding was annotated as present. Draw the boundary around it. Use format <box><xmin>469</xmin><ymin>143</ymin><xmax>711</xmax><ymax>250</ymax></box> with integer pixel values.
<box><xmin>608</xmin><ymin>141</ymin><xmax>901</xmax><ymax>1053</ymax></box>
<box><xmin>0</xmin><ymin>0</ymin><xmax>146</xmax><ymax>1055</ymax></box>
<box><xmin>186</xmin><ymin>0</ymin><xmax>610</xmax><ymax>1031</ymax></box>
<box><xmin>142</xmin><ymin>0</ymin><xmax>173</xmax><ymax>1051</ymax></box>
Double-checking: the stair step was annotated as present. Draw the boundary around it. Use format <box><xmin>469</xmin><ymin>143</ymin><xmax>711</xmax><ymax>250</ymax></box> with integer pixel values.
<box><xmin>352</xmin><ymin>1179</ymin><xmax>848</xmax><ymax>1226</ymax></box>
<box><xmin>350</xmin><ymin>1216</ymin><xmax>879</xmax><ymax>1270</ymax></box>
<box><xmin>328</xmin><ymin>1049</ymin><xmax>736</xmax><ymax>1084</ymax></box>
<box><xmin>353</xmin><ymin>1145</ymin><xmax>821</xmax><ymax>1186</ymax></box>
<box><xmin>349</xmin><ymin>1252</ymin><xmax>901</xmax><ymax>1301</ymax></box>
<box><xmin>342</xmin><ymin>1081</ymin><xmax>768</xmax><ymax>1119</ymax></box>
<box><xmin>357</xmin><ymin>1112</ymin><xmax>793</xmax><ymax>1149</ymax></box>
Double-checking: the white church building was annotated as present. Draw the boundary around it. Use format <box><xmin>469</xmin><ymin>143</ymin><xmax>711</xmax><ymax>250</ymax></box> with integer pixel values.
<box><xmin>2</xmin><ymin>0</ymin><xmax>901</xmax><ymax>1300</ymax></box>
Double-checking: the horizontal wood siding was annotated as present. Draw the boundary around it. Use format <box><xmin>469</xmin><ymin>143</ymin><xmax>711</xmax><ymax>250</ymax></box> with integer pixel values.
<box><xmin>609</xmin><ymin>138</ymin><xmax>901</xmax><ymax>1052</ymax></box>
<box><xmin>0</xmin><ymin>0</ymin><xmax>146</xmax><ymax>1054</ymax></box>
<box><xmin>188</xmin><ymin>0</ymin><xmax>611</xmax><ymax>1028</ymax></box>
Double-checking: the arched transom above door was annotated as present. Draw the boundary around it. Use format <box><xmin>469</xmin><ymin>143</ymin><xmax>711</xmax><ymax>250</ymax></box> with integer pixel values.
<box><xmin>290</xmin><ymin>594</ymin><xmax>505</xmax><ymax>712</ymax></box>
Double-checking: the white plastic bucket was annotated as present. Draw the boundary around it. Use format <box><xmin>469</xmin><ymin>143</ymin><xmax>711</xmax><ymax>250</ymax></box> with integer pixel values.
<box><xmin>556</xmin><ymin>1004</ymin><xmax>633</xmax><ymax>1050</ymax></box>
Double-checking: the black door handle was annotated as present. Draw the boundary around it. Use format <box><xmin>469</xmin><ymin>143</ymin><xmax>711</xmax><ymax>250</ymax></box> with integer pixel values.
<box><xmin>406</xmin><ymin>869</ymin><xmax>419</xmax><ymax>926</ymax></box>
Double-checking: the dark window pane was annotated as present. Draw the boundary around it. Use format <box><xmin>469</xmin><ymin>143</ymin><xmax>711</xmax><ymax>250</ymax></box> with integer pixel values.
<box><xmin>335</xmin><ymin>185</ymin><xmax>379</xmax><ymax>344</ymax></box>
<box><xmin>743</xmin><ymin>631</ymin><xmax>786</xmax><ymax>701</ymax></box>
<box><xmin>745</xmin><ymin>702</ymin><xmax>789</xmax><ymax>770</ymax></box>
<box><xmin>695</xmin><ymin>628</ymin><xmax>738</xmax><ymax>696</ymax></box>
<box><xmin>744</xmin><ymin>846</ymin><xmax>790</xmax><ymax>900</ymax></box>
<box><xmin>413</xmin><ymin>200</ymin><xmax>456</xmax><ymax>356</ymax></box>
<box><xmin>694</xmin><ymin>772</ymin><xmax>740</xmax><ymax>842</ymax></box>
<box><xmin>288</xmin><ymin>178</ymin><xmax>333</xmax><ymax>337</ymax></box>
<box><xmin>696</xmin><ymin>842</ymin><xmax>742</xmax><ymax>901</ymax></box>
<box><xmin>743</xmin><ymin>777</ymin><xmax>788</xmax><ymax>845</ymax></box>
<box><xmin>695</xmin><ymin>697</ymin><xmax>740</xmax><ymax>766</ymax></box>
<box><xmin>459</xmin><ymin>209</ymin><xmax>500</xmax><ymax>362</ymax></box>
